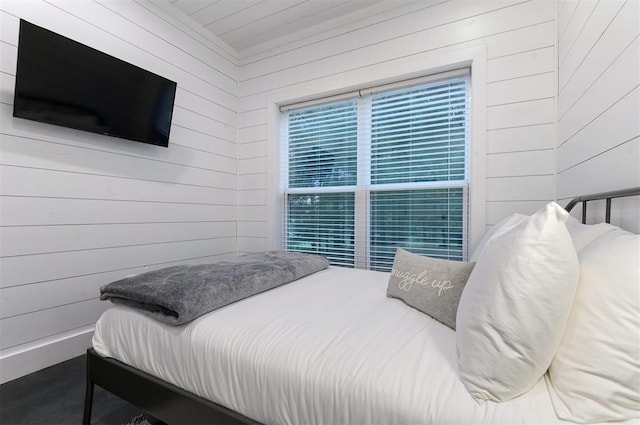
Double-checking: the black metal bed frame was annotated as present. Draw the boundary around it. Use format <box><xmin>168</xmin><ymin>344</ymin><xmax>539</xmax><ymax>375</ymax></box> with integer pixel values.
<box><xmin>564</xmin><ymin>186</ymin><xmax>640</xmax><ymax>224</ymax></box>
<box><xmin>83</xmin><ymin>348</ymin><xmax>259</xmax><ymax>425</ymax></box>
<box><xmin>83</xmin><ymin>187</ymin><xmax>640</xmax><ymax>425</ymax></box>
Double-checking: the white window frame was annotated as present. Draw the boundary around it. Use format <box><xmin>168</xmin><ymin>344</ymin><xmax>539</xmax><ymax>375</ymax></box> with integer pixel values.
<box><xmin>264</xmin><ymin>46</ymin><xmax>487</xmax><ymax>258</ymax></box>
<box><xmin>280</xmin><ymin>71</ymin><xmax>470</xmax><ymax>268</ymax></box>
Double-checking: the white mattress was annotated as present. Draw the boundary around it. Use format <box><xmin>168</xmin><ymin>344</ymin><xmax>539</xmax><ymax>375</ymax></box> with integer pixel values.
<box><xmin>93</xmin><ymin>266</ymin><xmax>577</xmax><ymax>424</ymax></box>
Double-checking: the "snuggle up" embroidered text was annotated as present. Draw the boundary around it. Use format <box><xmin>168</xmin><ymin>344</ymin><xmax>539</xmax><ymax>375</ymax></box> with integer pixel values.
<box><xmin>391</xmin><ymin>268</ymin><xmax>454</xmax><ymax>296</ymax></box>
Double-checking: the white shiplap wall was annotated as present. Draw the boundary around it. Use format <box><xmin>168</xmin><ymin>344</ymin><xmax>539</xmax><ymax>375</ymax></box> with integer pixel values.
<box><xmin>556</xmin><ymin>0</ymin><xmax>640</xmax><ymax>230</ymax></box>
<box><xmin>0</xmin><ymin>0</ymin><xmax>238</xmax><ymax>383</ymax></box>
<box><xmin>237</xmin><ymin>0</ymin><xmax>557</xmax><ymax>253</ymax></box>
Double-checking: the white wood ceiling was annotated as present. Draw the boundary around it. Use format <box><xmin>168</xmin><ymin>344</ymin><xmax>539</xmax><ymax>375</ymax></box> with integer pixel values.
<box><xmin>167</xmin><ymin>0</ymin><xmax>391</xmax><ymax>52</ymax></box>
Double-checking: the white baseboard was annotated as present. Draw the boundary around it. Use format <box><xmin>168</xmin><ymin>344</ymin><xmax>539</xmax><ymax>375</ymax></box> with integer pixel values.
<box><xmin>0</xmin><ymin>325</ymin><xmax>94</xmax><ymax>384</ymax></box>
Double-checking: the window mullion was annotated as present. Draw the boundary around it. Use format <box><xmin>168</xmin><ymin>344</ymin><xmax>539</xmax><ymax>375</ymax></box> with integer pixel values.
<box><xmin>280</xmin><ymin>112</ymin><xmax>290</xmax><ymax>252</ymax></box>
<box><xmin>355</xmin><ymin>96</ymin><xmax>371</xmax><ymax>269</ymax></box>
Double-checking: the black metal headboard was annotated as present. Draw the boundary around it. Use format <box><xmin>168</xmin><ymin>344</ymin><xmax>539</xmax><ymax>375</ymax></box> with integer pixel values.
<box><xmin>565</xmin><ymin>187</ymin><xmax>640</xmax><ymax>224</ymax></box>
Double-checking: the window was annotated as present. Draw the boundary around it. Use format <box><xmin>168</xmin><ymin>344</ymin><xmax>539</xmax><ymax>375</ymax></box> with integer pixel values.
<box><xmin>282</xmin><ymin>70</ymin><xmax>470</xmax><ymax>271</ymax></box>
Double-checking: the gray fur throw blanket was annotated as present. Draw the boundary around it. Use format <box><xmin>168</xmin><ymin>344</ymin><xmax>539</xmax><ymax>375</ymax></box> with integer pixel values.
<box><xmin>100</xmin><ymin>251</ymin><xmax>329</xmax><ymax>325</ymax></box>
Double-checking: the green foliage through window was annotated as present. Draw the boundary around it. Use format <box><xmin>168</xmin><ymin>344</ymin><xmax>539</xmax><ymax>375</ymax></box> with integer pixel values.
<box><xmin>286</xmin><ymin>192</ymin><xmax>355</xmax><ymax>267</ymax></box>
<box><xmin>370</xmin><ymin>188</ymin><xmax>464</xmax><ymax>271</ymax></box>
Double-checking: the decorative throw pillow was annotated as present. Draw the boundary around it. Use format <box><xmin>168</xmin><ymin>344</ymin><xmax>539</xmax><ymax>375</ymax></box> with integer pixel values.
<box><xmin>456</xmin><ymin>202</ymin><xmax>579</xmax><ymax>403</ymax></box>
<box><xmin>386</xmin><ymin>248</ymin><xmax>475</xmax><ymax>330</ymax></box>
<box><xmin>547</xmin><ymin>228</ymin><xmax>640</xmax><ymax>423</ymax></box>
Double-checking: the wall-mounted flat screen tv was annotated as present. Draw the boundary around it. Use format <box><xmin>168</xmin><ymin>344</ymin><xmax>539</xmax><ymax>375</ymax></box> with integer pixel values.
<box><xmin>13</xmin><ymin>20</ymin><xmax>177</xmax><ymax>148</ymax></box>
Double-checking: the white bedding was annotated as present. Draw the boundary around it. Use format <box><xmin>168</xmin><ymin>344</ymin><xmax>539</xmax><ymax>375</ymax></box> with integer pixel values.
<box><xmin>92</xmin><ymin>266</ymin><xmax>590</xmax><ymax>424</ymax></box>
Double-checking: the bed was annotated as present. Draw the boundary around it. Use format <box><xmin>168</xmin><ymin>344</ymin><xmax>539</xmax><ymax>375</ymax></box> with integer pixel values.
<box><xmin>83</xmin><ymin>188</ymin><xmax>640</xmax><ymax>425</ymax></box>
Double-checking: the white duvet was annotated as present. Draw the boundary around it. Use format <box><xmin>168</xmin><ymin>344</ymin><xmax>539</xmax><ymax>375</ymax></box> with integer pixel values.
<box><xmin>93</xmin><ymin>267</ymin><xmax>588</xmax><ymax>425</ymax></box>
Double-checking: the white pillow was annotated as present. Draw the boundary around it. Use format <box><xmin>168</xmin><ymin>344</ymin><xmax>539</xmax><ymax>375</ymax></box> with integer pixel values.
<box><xmin>564</xmin><ymin>215</ymin><xmax>617</xmax><ymax>252</ymax></box>
<box><xmin>456</xmin><ymin>202</ymin><xmax>580</xmax><ymax>402</ymax></box>
<box><xmin>547</xmin><ymin>228</ymin><xmax>640</xmax><ymax>423</ymax></box>
<box><xmin>469</xmin><ymin>213</ymin><xmax>527</xmax><ymax>262</ymax></box>
<box><xmin>477</xmin><ymin>214</ymin><xmax>616</xmax><ymax>260</ymax></box>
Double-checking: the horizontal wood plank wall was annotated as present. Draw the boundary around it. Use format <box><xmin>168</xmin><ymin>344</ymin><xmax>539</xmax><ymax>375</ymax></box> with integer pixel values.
<box><xmin>237</xmin><ymin>0</ymin><xmax>557</xmax><ymax>253</ymax></box>
<box><xmin>556</xmin><ymin>0</ymin><xmax>640</xmax><ymax>232</ymax></box>
<box><xmin>0</xmin><ymin>0</ymin><xmax>238</xmax><ymax>383</ymax></box>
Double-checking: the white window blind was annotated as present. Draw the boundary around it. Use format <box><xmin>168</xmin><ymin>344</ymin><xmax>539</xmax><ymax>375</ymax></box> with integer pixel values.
<box><xmin>282</xmin><ymin>70</ymin><xmax>470</xmax><ymax>271</ymax></box>
<box><xmin>288</xmin><ymin>101</ymin><xmax>358</xmax><ymax>188</ymax></box>
<box><xmin>285</xmin><ymin>101</ymin><xmax>358</xmax><ymax>267</ymax></box>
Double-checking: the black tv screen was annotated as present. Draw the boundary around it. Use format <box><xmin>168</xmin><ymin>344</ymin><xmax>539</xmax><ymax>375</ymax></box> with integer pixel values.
<box><xmin>13</xmin><ymin>20</ymin><xmax>177</xmax><ymax>147</ymax></box>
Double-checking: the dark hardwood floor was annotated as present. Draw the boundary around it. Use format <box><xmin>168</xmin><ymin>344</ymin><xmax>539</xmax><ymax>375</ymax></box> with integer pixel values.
<box><xmin>0</xmin><ymin>354</ymin><xmax>144</xmax><ymax>425</ymax></box>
